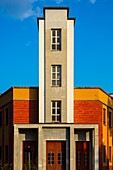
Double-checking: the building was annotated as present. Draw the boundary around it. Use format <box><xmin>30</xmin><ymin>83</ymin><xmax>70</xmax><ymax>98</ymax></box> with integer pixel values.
<box><xmin>74</xmin><ymin>87</ymin><xmax>113</xmax><ymax>170</ymax></box>
<box><xmin>0</xmin><ymin>7</ymin><xmax>113</xmax><ymax>170</ymax></box>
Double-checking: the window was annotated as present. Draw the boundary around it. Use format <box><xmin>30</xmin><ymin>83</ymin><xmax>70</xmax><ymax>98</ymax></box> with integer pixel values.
<box><xmin>109</xmin><ymin>112</ymin><xmax>112</xmax><ymax>128</ymax></box>
<box><xmin>0</xmin><ymin>146</ymin><xmax>2</xmax><ymax>161</ymax></box>
<box><xmin>51</xmin><ymin>29</ymin><xmax>61</xmax><ymax>51</ymax></box>
<box><xmin>51</xmin><ymin>65</ymin><xmax>61</xmax><ymax>87</ymax></box>
<box><xmin>109</xmin><ymin>146</ymin><xmax>112</xmax><ymax>162</ymax></box>
<box><xmin>0</xmin><ymin>112</ymin><xmax>2</xmax><ymax>127</ymax></box>
<box><xmin>103</xmin><ymin>145</ymin><xmax>106</xmax><ymax>163</ymax></box>
<box><xmin>5</xmin><ymin>108</ymin><xmax>8</xmax><ymax>126</ymax></box>
<box><xmin>5</xmin><ymin>145</ymin><xmax>8</xmax><ymax>162</ymax></box>
<box><xmin>58</xmin><ymin>152</ymin><xmax>65</xmax><ymax>165</ymax></box>
<box><xmin>48</xmin><ymin>152</ymin><xmax>54</xmax><ymax>165</ymax></box>
<box><xmin>103</xmin><ymin>108</ymin><xmax>106</xmax><ymax>125</ymax></box>
<box><xmin>51</xmin><ymin>101</ymin><xmax>61</xmax><ymax>122</ymax></box>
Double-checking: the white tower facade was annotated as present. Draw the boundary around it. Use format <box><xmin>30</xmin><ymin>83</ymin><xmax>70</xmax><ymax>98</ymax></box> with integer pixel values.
<box><xmin>38</xmin><ymin>7</ymin><xmax>75</xmax><ymax>123</ymax></box>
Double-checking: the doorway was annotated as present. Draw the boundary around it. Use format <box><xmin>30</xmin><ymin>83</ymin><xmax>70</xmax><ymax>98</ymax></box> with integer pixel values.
<box><xmin>46</xmin><ymin>141</ymin><xmax>66</xmax><ymax>170</ymax></box>
<box><xmin>23</xmin><ymin>141</ymin><xmax>37</xmax><ymax>170</ymax></box>
<box><xmin>76</xmin><ymin>141</ymin><xmax>89</xmax><ymax>170</ymax></box>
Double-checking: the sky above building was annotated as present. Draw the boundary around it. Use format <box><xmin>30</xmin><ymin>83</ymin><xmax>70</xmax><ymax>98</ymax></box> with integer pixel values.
<box><xmin>0</xmin><ymin>0</ymin><xmax>113</xmax><ymax>94</ymax></box>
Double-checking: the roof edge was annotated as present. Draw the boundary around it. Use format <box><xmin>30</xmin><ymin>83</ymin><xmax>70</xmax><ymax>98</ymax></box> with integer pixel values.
<box><xmin>43</xmin><ymin>7</ymin><xmax>69</xmax><ymax>17</ymax></box>
<box><xmin>74</xmin><ymin>86</ymin><xmax>111</xmax><ymax>98</ymax></box>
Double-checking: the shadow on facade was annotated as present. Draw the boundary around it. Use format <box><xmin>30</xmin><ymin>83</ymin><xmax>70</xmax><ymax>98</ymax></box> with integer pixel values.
<box><xmin>29</xmin><ymin>87</ymin><xmax>39</xmax><ymax>124</ymax></box>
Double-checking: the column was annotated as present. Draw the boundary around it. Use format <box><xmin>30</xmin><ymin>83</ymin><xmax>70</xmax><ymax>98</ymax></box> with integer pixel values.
<box><xmin>70</xmin><ymin>126</ymin><xmax>75</xmax><ymax>170</ymax></box>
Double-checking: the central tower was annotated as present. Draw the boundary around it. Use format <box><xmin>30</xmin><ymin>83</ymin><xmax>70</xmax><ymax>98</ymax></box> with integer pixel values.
<box><xmin>38</xmin><ymin>7</ymin><xmax>75</xmax><ymax>123</ymax></box>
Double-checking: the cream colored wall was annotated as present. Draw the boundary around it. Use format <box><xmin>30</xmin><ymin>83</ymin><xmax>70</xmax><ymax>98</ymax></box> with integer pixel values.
<box><xmin>45</xmin><ymin>9</ymin><xmax>68</xmax><ymax>123</ymax></box>
<box><xmin>39</xmin><ymin>9</ymin><xmax>74</xmax><ymax>123</ymax></box>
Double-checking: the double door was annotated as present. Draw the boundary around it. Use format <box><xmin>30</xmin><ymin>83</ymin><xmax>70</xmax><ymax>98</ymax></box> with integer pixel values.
<box><xmin>46</xmin><ymin>141</ymin><xmax>66</xmax><ymax>170</ymax></box>
<box><xmin>23</xmin><ymin>141</ymin><xmax>37</xmax><ymax>170</ymax></box>
<box><xmin>76</xmin><ymin>141</ymin><xmax>89</xmax><ymax>170</ymax></box>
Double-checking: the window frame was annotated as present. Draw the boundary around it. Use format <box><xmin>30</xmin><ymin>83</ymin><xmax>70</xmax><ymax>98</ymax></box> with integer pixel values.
<box><xmin>51</xmin><ymin>101</ymin><xmax>61</xmax><ymax>122</ymax></box>
<box><xmin>5</xmin><ymin>145</ymin><xmax>8</xmax><ymax>163</ymax></box>
<box><xmin>103</xmin><ymin>108</ymin><xmax>106</xmax><ymax>125</ymax></box>
<box><xmin>51</xmin><ymin>65</ymin><xmax>61</xmax><ymax>87</ymax></box>
<box><xmin>48</xmin><ymin>152</ymin><xmax>54</xmax><ymax>165</ymax></box>
<box><xmin>103</xmin><ymin>145</ymin><xmax>106</xmax><ymax>163</ymax></box>
<box><xmin>109</xmin><ymin>146</ymin><xmax>112</xmax><ymax>162</ymax></box>
<box><xmin>109</xmin><ymin>111</ymin><xmax>112</xmax><ymax>128</ymax></box>
<box><xmin>51</xmin><ymin>29</ymin><xmax>61</xmax><ymax>51</ymax></box>
<box><xmin>0</xmin><ymin>111</ymin><xmax>2</xmax><ymax>127</ymax></box>
<box><xmin>0</xmin><ymin>146</ymin><xmax>2</xmax><ymax>162</ymax></box>
<box><xmin>5</xmin><ymin>108</ymin><xmax>8</xmax><ymax>126</ymax></box>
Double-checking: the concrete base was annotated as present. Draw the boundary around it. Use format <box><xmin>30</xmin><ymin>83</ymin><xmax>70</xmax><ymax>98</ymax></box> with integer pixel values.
<box><xmin>14</xmin><ymin>124</ymin><xmax>99</xmax><ymax>170</ymax></box>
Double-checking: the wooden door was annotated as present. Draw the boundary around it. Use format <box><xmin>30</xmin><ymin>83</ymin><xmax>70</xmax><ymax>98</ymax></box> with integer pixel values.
<box><xmin>46</xmin><ymin>141</ymin><xmax>66</xmax><ymax>170</ymax></box>
<box><xmin>76</xmin><ymin>141</ymin><xmax>89</xmax><ymax>170</ymax></box>
<box><xmin>23</xmin><ymin>141</ymin><xmax>37</xmax><ymax>170</ymax></box>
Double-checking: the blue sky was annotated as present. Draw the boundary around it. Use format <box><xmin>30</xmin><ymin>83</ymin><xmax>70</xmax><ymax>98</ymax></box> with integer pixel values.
<box><xmin>0</xmin><ymin>0</ymin><xmax>113</xmax><ymax>94</ymax></box>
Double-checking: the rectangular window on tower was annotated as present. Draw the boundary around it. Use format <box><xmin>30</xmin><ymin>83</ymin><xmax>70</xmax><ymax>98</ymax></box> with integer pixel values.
<box><xmin>51</xmin><ymin>29</ymin><xmax>61</xmax><ymax>51</ymax></box>
<box><xmin>51</xmin><ymin>65</ymin><xmax>61</xmax><ymax>87</ymax></box>
<box><xmin>51</xmin><ymin>101</ymin><xmax>61</xmax><ymax>122</ymax></box>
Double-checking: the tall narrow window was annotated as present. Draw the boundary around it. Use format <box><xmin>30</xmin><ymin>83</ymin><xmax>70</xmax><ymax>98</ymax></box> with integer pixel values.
<box><xmin>109</xmin><ymin>146</ymin><xmax>112</xmax><ymax>162</ymax></box>
<box><xmin>5</xmin><ymin>145</ymin><xmax>8</xmax><ymax>162</ymax></box>
<box><xmin>51</xmin><ymin>101</ymin><xmax>61</xmax><ymax>122</ymax></box>
<box><xmin>0</xmin><ymin>146</ymin><xmax>2</xmax><ymax>162</ymax></box>
<box><xmin>51</xmin><ymin>29</ymin><xmax>61</xmax><ymax>51</ymax></box>
<box><xmin>109</xmin><ymin>112</ymin><xmax>112</xmax><ymax>128</ymax></box>
<box><xmin>51</xmin><ymin>65</ymin><xmax>61</xmax><ymax>87</ymax></box>
<box><xmin>5</xmin><ymin>108</ymin><xmax>8</xmax><ymax>126</ymax></box>
<box><xmin>0</xmin><ymin>112</ymin><xmax>2</xmax><ymax>127</ymax></box>
<box><xmin>103</xmin><ymin>108</ymin><xmax>106</xmax><ymax>125</ymax></box>
<box><xmin>103</xmin><ymin>145</ymin><xmax>106</xmax><ymax>163</ymax></box>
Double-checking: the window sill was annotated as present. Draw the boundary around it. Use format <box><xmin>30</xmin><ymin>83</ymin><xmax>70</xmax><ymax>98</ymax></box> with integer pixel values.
<box><xmin>51</xmin><ymin>122</ymin><xmax>61</xmax><ymax>124</ymax></box>
<box><xmin>51</xmin><ymin>85</ymin><xmax>61</xmax><ymax>87</ymax></box>
<box><xmin>51</xmin><ymin>49</ymin><xmax>61</xmax><ymax>52</ymax></box>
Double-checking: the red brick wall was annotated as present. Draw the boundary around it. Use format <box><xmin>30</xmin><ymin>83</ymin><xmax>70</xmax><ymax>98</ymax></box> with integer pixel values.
<box><xmin>13</xmin><ymin>100</ymin><xmax>38</xmax><ymax>124</ymax></box>
<box><xmin>74</xmin><ymin>100</ymin><xmax>103</xmax><ymax>169</ymax></box>
<box><xmin>74</xmin><ymin>101</ymin><xmax>102</xmax><ymax>124</ymax></box>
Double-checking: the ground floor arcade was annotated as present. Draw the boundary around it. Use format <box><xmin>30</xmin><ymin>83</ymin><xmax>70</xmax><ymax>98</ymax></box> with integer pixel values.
<box><xmin>14</xmin><ymin>124</ymin><xmax>99</xmax><ymax>170</ymax></box>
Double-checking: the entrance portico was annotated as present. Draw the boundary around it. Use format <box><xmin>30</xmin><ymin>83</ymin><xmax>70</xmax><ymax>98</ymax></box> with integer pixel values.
<box><xmin>14</xmin><ymin>124</ymin><xmax>99</xmax><ymax>170</ymax></box>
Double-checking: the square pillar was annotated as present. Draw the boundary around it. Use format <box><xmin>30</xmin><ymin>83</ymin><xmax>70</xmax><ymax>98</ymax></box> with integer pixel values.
<box><xmin>70</xmin><ymin>126</ymin><xmax>75</xmax><ymax>170</ymax></box>
<box><xmin>38</xmin><ymin>126</ymin><xmax>43</xmax><ymax>170</ymax></box>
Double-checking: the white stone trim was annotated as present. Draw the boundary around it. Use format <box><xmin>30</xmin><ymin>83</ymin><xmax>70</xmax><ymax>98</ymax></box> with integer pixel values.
<box><xmin>39</xmin><ymin>20</ymin><xmax>45</xmax><ymax>123</ymax></box>
<box><xmin>67</xmin><ymin>20</ymin><xmax>74</xmax><ymax>123</ymax></box>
